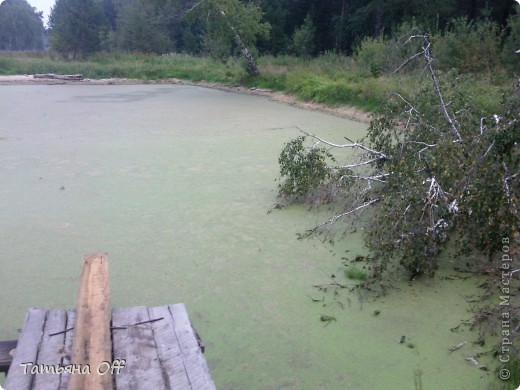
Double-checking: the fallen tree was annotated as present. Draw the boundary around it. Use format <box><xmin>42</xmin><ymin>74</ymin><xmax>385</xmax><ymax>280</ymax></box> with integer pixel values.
<box><xmin>277</xmin><ymin>30</ymin><xmax>519</xmax><ymax>279</ymax></box>
<box><xmin>276</xmin><ymin>29</ymin><xmax>520</xmax><ymax>385</ymax></box>
<box><xmin>33</xmin><ymin>73</ymin><xmax>84</xmax><ymax>80</ymax></box>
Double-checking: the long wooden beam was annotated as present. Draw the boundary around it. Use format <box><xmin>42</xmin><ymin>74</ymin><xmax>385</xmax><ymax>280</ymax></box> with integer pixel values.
<box><xmin>68</xmin><ymin>253</ymin><xmax>112</xmax><ymax>390</ymax></box>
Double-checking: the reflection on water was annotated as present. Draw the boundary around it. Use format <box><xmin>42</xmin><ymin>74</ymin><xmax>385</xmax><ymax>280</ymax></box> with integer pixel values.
<box><xmin>0</xmin><ymin>85</ymin><xmax>489</xmax><ymax>389</ymax></box>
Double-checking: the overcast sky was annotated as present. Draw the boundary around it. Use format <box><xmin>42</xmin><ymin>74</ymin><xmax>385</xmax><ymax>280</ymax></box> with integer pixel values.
<box><xmin>27</xmin><ymin>0</ymin><xmax>54</xmax><ymax>26</ymax></box>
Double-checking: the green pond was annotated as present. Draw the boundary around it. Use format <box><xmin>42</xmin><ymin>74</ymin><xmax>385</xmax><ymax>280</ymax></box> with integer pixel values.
<box><xmin>0</xmin><ymin>84</ymin><xmax>492</xmax><ymax>389</ymax></box>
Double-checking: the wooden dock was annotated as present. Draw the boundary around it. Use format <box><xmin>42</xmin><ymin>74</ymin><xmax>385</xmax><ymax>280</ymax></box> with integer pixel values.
<box><xmin>3</xmin><ymin>304</ymin><xmax>216</xmax><ymax>389</ymax></box>
<box><xmin>1</xmin><ymin>254</ymin><xmax>216</xmax><ymax>389</ymax></box>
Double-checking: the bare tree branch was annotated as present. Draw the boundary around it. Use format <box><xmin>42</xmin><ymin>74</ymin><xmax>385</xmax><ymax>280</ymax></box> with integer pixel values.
<box><xmin>422</xmin><ymin>38</ymin><xmax>463</xmax><ymax>142</ymax></box>
<box><xmin>389</xmin><ymin>92</ymin><xmax>420</xmax><ymax>114</ymax></box>
<box><xmin>394</xmin><ymin>50</ymin><xmax>424</xmax><ymax>73</ymax></box>
<box><xmin>173</xmin><ymin>0</ymin><xmax>207</xmax><ymax>16</ymax></box>
<box><xmin>405</xmin><ymin>141</ymin><xmax>437</xmax><ymax>148</ymax></box>
<box><xmin>297</xmin><ymin>127</ymin><xmax>388</xmax><ymax>160</ymax></box>
<box><xmin>502</xmin><ymin>162</ymin><xmax>518</xmax><ymax>215</ymax></box>
<box><xmin>480</xmin><ymin>117</ymin><xmax>487</xmax><ymax>135</ymax></box>
<box><xmin>304</xmin><ymin>198</ymin><xmax>380</xmax><ymax>236</ymax></box>
<box><xmin>339</xmin><ymin>174</ymin><xmax>389</xmax><ymax>183</ymax></box>
<box><xmin>329</xmin><ymin>157</ymin><xmax>383</xmax><ymax>169</ymax></box>
<box><xmin>186</xmin><ymin>0</ymin><xmax>207</xmax><ymax>13</ymax></box>
<box><xmin>392</xmin><ymin>204</ymin><xmax>412</xmax><ymax>230</ymax></box>
<box><xmin>396</xmin><ymin>32</ymin><xmax>463</xmax><ymax>142</ymax></box>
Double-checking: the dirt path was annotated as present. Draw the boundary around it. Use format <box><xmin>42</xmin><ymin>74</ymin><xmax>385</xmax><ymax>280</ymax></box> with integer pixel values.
<box><xmin>0</xmin><ymin>75</ymin><xmax>372</xmax><ymax>123</ymax></box>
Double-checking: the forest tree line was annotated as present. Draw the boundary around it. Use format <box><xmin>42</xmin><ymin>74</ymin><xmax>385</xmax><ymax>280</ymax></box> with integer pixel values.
<box><xmin>0</xmin><ymin>0</ymin><xmax>519</xmax><ymax>64</ymax></box>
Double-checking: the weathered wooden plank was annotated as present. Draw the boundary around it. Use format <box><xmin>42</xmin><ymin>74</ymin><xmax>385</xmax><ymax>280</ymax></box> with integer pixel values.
<box><xmin>33</xmin><ymin>309</ymin><xmax>67</xmax><ymax>390</ymax></box>
<box><xmin>4</xmin><ymin>308</ymin><xmax>47</xmax><ymax>390</ymax></box>
<box><xmin>4</xmin><ymin>302</ymin><xmax>216</xmax><ymax>389</ymax></box>
<box><xmin>33</xmin><ymin>74</ymin><xmax>84</xmax><ymax>80</ymax></box>
<box><xmin>168</xmin><ymin>304</ymin><xmax>216</xmax><ymax>390</ymax></box>
<box><xmin>58</xmin><ymin>310</ymin><xmax>76</xmax><ymax>390</ymax></box>
<box><xmin>68</xmin><ymin>253</ymin><xmax>112</xmax><ymax>390</ymax></box>
<box><xmin>147</xmin><ymin>306</ymin><xmax>191</xmax><ymax>389</ymax></box>
<box><xmin>112</xmin><ymin>306</ymin><xmax>166</xmax><ymax>390</ymax></box>
<box><xmin>0</xmin><ymin>340</ymin><xmax>17</xmax><ymax>373</ymax></box>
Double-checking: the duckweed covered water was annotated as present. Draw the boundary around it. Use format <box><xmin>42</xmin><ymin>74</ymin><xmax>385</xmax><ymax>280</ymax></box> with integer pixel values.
<box><xmin>0</xmin><ymin>85</ymin><xmax>491</xmax><ymax>389</ymax></box>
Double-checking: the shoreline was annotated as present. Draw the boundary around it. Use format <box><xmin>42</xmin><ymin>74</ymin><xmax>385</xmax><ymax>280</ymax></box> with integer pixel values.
<box><xmin>0</xmin><ymin>75</ymin><xmax>372</xmax><ymax>123</ymax></box>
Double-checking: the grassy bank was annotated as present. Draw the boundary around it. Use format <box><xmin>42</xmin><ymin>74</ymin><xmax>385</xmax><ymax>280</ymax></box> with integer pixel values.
<box><xmin>0</xmin><ymin>51</ymin><xmax>514</xmax><ymax>114</ymax></box>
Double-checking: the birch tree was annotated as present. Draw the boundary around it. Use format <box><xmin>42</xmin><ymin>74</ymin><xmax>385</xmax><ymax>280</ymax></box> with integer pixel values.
<box><xmin>277</xmin><ymin>30</ymin><xmax>519</xmax><ymax>278</ymax></box>
<box><xmin>183</xmin><ymin>0</ymin><xmax>269</xmax><ymax>75</ymax></box>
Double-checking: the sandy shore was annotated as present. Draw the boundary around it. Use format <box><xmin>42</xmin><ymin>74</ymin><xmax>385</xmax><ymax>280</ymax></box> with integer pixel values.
<box><xmin>0</xmin><ymin>74</ymin><xmax>372</xmax><ymax>123</ymax></box>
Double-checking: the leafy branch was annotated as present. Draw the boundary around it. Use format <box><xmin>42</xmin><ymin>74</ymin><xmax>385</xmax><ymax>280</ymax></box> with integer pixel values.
<box><xmin>276</xmin><ymin>30</ymin><xmax>519</xmax><ymax>279</ymax></box>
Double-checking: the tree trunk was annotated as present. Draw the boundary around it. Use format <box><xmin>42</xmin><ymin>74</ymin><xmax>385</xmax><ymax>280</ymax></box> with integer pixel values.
<box><xmin>374</xmin><ymin>8</ymin><xmax>384</xmax><ymax>38</ymax></box>
<box><xmin>220</xmin><ymin>10</ymin><xmax>260</xmax><ymax>76</ymax></box>
<box><xmin>335</xmin><ymin>0</ymin><xmax>347</xmax><ymax>53</ymax></box>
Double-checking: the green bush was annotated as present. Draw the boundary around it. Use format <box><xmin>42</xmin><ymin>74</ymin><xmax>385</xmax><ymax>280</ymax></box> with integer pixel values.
<box><xmin>503</xmin><ymin>11</ymin><xmax>520</xmax><ymax>73</ymax></box>
<box><xmin>354</xmin><ymin>37</ymin><xmax>386</xmax><ymax>77</ymax></box>
<box><xmin>433</xmin><ymin>18</ymin><xmax>502</xmax><ymax>74</ymax></box>
<box><xmin>291</xmin><ymin>14</ymin><xmax>316</xmax><ymax>57</ymax></box>
<box><xmin>278</xmin><ymin>136</ymin><xmax>335</xmax><ymax>198</ymax></box>
<box><xmin>0</xmin><ymin>46</ymin><xmax>515</xmax><ymax>116</ymax></box>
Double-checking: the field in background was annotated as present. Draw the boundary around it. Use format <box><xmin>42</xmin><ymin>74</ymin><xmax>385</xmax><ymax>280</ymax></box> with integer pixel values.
<box><xmin>0</xmin><ymin>51</ymin><xmax>513</xmax><ymax>114</ymax></box>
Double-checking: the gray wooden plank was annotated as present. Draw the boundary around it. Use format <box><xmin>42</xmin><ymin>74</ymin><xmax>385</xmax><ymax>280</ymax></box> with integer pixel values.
<box><xmin>58</xmin><ymin>309</ymin><xmax>75</xmax><ymax>390</ymax></box>
<box><xmin>112</xmin><ymin>306</ymin><xmax>167</xmax><ymax>390</ymax></box>
<box><xmin>147</xmin><ymin>306</ymin><xmax>191</xmax><ymax>389</ymax></box>
<box><xmin>168</xmin><ymin>304</ymin><xmax>216</xmax><ymax>390</ymax></box>
<box><xmin>68</xmin><ymin>253</ymin><xmax>112</xmax><ymax>390</ymax></box>
<box><xmin>0</xmin><ymin>340</ymin><xmax>17</xmax><ymax>373</ymax></box>
<box><xmin>4</xmin><ymin>308</ymin><xmax>47</xmax><ymax>390</ymax></box>
<box><xmin>33</xmin><ymin>309</ymin><xmax>67</xmax><ymax>390</ymax></box>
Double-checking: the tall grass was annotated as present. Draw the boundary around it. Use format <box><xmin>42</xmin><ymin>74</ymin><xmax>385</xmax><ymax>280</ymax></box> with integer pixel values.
<box><xmin>0</xmin><ymin>50</ymin><xmax>513</xmax><ymax>114</ymax></box>
<box><xmin>0</xmin><ymin>51</ymin><xmax>245</xmax><ymax>82</ymax></box>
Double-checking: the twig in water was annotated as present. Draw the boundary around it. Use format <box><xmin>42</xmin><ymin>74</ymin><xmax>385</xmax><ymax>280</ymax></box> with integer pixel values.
<box><xmin>449</xmin><ymin>341</ymin><xmax>466</xmax><ymax>353</ymax></box>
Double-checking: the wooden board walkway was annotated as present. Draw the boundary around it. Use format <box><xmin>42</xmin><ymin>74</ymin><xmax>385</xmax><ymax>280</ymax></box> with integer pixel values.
<box><xmin>3</xmin><ymin>304</ymin><xmax>216</xmax><ymax>390</ymax></box>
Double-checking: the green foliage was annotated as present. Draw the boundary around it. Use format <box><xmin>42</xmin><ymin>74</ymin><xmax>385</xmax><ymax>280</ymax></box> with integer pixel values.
<box><xmin>186</xmin><ymin>0</ymin><xmax>269</xmax><ymax>60</ymax></box>
<box><xmin>354</xmin><ymin>21</ymin><xmax>426</xmax><ymax>76</ymax></box>
<box><xmin>0</xmin><ymin>51</ymin><xmax>245</xmax><ymax>82</ymax></box>
<box><xmin>49</xmin><ymin>0</ymin><xmax>107</xmax><ymax>59</ymax></box>
<box><xmin>364</xmin><ymin>69</ymin><xmax>519</xmax><ymax>277</ymax></box>
<box><xmin>277</xmin><ymin>39</ymin><xmax>519</xmax><ymax>279</ymax></box>
<box><xmin>489</xmin><ymin>358</ymin><xmax>520</xmax><ymax>390</ymax></box>
<box><xmin>433</xmin><ymin>17</ymin><xmax>503</xmax><ymax>74</ymax></box>
<box><xmin>4</xmin><ymin>0</ymin><xmax>518</xmax><ymax>64</ymax></box>
<box><xmin>256</xmin><ymin>0</ymin><xmax>290</xmax><ymax>55</ymax></box>
<box><xmin>284</xmin><ymin>68</ymin><xmax>393</xmax><ymax>112</ymax></box>
<box><xmin>181</xmin><ymin>22</ymin><xmax>203</xmax><ymax>54</ymax></box>
<box><xmin>354</xmin><ymin>37</ymin><xmax>386</xmax><ymax>77</ymax></box>
<box><xmin>112</xmin><ymin>0</ymin><xmax>172</xmax><ymax>54</ymax></box>
<box><xmin>278</xmin><ymin>136</ymin><xmax>335</xmax><ymax>199</ymax></box>
<box><xmin>201</xmin><ymin>33</ymin><xmax>231</xmax><ymax>59</ymax></box>
<box><xmin>503</xmin><ymin>11</ymin><xmax>520</xmax><ymax>73</ymax></box>
<box><xmin>345</xmin><ymin>267</ymin><xmax>367</xmax><ymax>281</ymax></box>
<box><xmin>0</xmin><ymin>0</ymin><xmax>44</xmax><ymax>51</ymax></box>
<box><xmin>1</xmin><ymin>48</ymin><xmax>513</xmax><ymax>116</ymax></box>
<box><xmin>291</xmin><ymin>13</ymin><xmax>316</xmax><ymax>58</ymax></box>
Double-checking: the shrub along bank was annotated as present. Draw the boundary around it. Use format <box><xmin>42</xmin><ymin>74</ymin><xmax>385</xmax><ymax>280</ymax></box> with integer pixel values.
<box><xmin>0</xmin><ymin>49</ymin><xmax>514</xmax><ymax>117</ymax></box>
